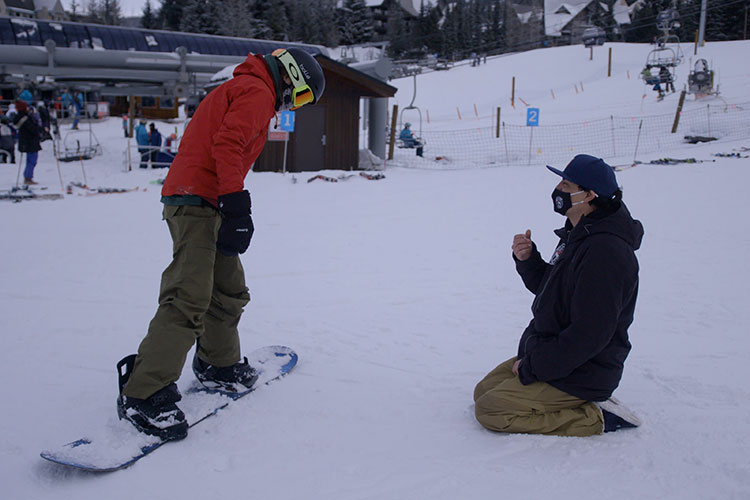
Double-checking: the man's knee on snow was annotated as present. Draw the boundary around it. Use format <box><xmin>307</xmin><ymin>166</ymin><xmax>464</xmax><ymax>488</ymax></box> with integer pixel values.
<box><xmin>474</xmin><ymin>393</ymin><xmax>517</xmax><ymax>432</ymax></box>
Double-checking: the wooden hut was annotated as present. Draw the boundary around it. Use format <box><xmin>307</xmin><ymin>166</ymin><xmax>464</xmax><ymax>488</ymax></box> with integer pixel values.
<box><xmin>253</xmin><ymin>55</ymin><xmax>397</xmax><ymax>172</ymax></box>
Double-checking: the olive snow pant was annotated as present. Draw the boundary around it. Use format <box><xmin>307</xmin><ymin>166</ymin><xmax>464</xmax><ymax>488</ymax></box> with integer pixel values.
<box><xmin>122</xmin><ymin>204</ymin><xmax>250</xmax><ymax>400</ymax></box>
<box><xmin>473</xmin><ymin>357</ymin><xmax>604</xmax><ymax>437</ymax></box>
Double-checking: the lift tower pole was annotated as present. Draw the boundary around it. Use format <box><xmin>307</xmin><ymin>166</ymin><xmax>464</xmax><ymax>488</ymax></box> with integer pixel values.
<box><xmin>698</xmin><ymin>0</ymin><xmax>708</xmax><ymax>47</ymax></box>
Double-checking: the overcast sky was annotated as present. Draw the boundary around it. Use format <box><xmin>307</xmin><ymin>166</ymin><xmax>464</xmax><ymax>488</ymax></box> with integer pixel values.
<box><xmin>60</xmin><ymin>0</ymin><xmax>149</xmax><ymax>18</ymax></box>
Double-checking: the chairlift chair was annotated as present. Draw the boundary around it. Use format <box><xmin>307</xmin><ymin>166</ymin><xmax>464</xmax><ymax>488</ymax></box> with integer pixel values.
<box><xmin>57</xmin><ymin>125</ymin><xmax>102</xmax><ymax>162</ymax></box>
<box><xmin>646</xmin><ymin>46</ymin><xmax>680</xmax><ymax>69</ymax></box>
<box><xmin>582</xmin><ymin>27</ymin><xmax>605</xmax><ymax>48</ymax></box>
<box><xmin>656</xmin><ymin>9</ymin><xmax>680</xmax><ymax>32</ymax></box>
<box><xmin>398</xmin><ymin>74</ymin><xmax>424</xmax><ymax>147</ymax></box>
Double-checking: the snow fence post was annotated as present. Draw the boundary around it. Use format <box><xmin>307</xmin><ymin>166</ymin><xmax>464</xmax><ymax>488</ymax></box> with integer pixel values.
<box><xmin>671</xmin><ymin>90</ymin><xmax>687</xmax><ymax>133</ymax></box>
<box><xmin>388</xmin><ymin>104</ymin><xmax>398</xmax><ymax>161</ymax></box>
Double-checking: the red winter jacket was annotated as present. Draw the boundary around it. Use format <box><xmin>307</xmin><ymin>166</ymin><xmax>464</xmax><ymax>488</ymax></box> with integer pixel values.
<box><xmin>161</xmin><ymin>54</ymin><xmax>277</xmax><ymax>205</ymax></box>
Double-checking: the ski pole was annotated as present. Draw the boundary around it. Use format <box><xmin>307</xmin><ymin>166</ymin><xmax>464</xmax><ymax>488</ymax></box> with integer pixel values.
<box><xmin>79</xmin><ymin>152</ymin><xmax>89</xmax><ymax>188</ymax></box>
<box><xmin>15</xmin><ymin>152</ymin><xmax>24</xmax><ymax>188</ymax></box>
<box><xmin>53</xmin><ymin>140</ymin><xmax>65</xmax><ymax>193</ymax></box>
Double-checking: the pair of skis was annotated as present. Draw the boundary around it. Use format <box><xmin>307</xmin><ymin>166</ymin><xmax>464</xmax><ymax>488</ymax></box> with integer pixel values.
<box><xmin>306</xmin><ymin>172</ymin><xmax>386</xmax><ymax>183</ymax></box>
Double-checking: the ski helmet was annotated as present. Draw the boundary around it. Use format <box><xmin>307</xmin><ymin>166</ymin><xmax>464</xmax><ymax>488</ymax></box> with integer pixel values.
<box><xmin>271</xmin><ymin>48</ymin><xmax>325</xmax><ymax>109</ymax></box>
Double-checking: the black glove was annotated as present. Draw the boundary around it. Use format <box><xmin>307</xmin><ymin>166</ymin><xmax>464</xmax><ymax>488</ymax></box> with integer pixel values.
<box><xmin>216</xmin><ymin>190</ymin><xmax>254</xmax><ymax>256</ymax></box>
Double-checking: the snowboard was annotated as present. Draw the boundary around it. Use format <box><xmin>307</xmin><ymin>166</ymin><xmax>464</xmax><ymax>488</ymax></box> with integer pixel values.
<box><xmin>40</xmin><ymin>345</ymin><xmax>297</xmax><ymax>472</ymax></box>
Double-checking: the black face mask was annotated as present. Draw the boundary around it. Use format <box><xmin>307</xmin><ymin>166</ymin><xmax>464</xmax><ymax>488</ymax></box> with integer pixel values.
<box><xmin>551</xmin><ymin>188</ymin><xmax>585</xmax><ymax>215</ymax></box>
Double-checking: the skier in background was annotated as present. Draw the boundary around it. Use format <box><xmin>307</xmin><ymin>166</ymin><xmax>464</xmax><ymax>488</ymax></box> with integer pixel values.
<box><xmin>134</xmin><ymin>119</ymin><xmax>149</xmax><ymax>168</ymax></box>
<box><xmin>12</xmin><ymin>100</ymin><xmax>42</xmax><ymax>185</ymax></box>
<box><xmin>148</xmin><ymin>122</ymin><xmax>162</xmax><ymax>165</ymax></box>
<box><xmin>474</xmin><ymin>155</ymin><xmax>643</xmax><ymax>437</ymax></box>
<box><xmin>116</xmin><ymin>48</ymin><xmax>325</xmax><ymax>441</ymax></box>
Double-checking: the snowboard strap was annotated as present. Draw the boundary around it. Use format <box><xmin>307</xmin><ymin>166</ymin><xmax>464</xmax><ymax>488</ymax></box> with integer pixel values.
<box><xmin>117</xmin><ymin>355</ymin><xmax>137</xmax><ymax>394</ymax></box>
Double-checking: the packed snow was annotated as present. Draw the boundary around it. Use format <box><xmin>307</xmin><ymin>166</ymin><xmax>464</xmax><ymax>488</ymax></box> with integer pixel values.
<box><xmin>1</xmin><ymin>41</ymin><xmax>749</xmax><ymax>499</ymax></box>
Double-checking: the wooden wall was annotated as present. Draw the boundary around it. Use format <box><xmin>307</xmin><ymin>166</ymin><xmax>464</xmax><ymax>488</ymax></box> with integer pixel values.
<box><xmin>254</xmin><ymin>76</ymin><xmax>363</xmax><ymax>173</ymax></box>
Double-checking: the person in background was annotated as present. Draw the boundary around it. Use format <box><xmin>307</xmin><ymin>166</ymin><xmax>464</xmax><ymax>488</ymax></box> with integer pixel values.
<box><xmin>134</xmin><ymin>119</ymin><xmax>149</xmax><ymax>168</ymax></box>
<box><xmin>18</xmin><ymin>84</ymin><xmax>34</xmax><ymax>106</ymax></box>
<box><xmin>399</xmin><ymin>122</ymin><xmax>424</xmax><ymax>157</ymax></box>
<box><xmin>60</xmin><ymin>89</ymin><xmax>73</xmax><ymax>119</ymax></box>
<box><xmin>12</xmin><ymin>100</ymin><xmax>42</xmax><ymax>185</ymax></box>
<box><xmin>474</xmin><ymin>154</ymin><xmax>644</xmax><ymax>437</ymax></box>
<box><xmin>659</xmin><ymin>66</ymin><xmax>674</xmax><ymax>93</ymax></box>
<box><xmin>122</xmin><ymin>115</ymin><xmax>129</xmax><ymax>138</ymax></box>
<box><xmin>148</xmin><ymin>123</ymin><xmax>162</xmax><ymax>165</ymax></box>
<box><xmin>37</xmin><ymin>102</ymin><xmax>52</xmax><ymax>142</ymax></box>
<box><xmin>0</xmin><ymin>109</ymin><xmax>15</xmax><ymax>163</ymax></box>
<box><xmin>115</xmin><ymin>47</ymin><xmax>325</xmax><ymax>441</ymax></box>
<box><xmin>71</xmin><ymin>91</ymin><xmax>84</xmax><ymax>130</ymax></box>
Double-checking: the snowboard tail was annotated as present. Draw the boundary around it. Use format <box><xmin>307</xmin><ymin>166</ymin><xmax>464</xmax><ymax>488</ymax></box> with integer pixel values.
<box><xmin>40</xmin><ymin>345</ymin><xmax>297</xmax><ymax>472</ymax></box>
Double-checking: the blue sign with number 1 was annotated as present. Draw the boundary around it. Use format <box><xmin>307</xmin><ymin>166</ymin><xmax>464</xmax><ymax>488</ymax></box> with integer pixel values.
<box><xmin>280</xmin><ymin>111</ymin><xmax>295</xmax><ymax>132</ymax></box>
<box><xmin>526</xmin><ymin>108</ymin><xmax>540</xmax><ymax>127</ymax></box>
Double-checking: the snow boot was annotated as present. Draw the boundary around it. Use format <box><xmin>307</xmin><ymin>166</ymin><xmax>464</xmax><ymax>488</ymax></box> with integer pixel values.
<box><xmin>192</xmin><ymin>353</ymin><xmax>258</xmax><ymax>394</ymax></box>
<box><xmin>116</xmin><ymin>354</ymin><xmax>188</xmax><ymax>441</ymax></box>
<box><xmin>596</xmin><ymin>397</ymin><xmax>642</xmax><ymax>433</ymax></box>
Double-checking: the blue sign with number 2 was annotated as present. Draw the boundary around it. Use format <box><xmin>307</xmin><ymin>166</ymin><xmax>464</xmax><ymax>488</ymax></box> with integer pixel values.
<box><xmin>527</xmin><ymin>108</ymin><xmax>539</xmax><ymax>127</ymax></box>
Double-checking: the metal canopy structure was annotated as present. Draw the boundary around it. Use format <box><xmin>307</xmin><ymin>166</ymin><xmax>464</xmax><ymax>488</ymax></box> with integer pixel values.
<box><xmin>0</xmin><ymin>16</ymin><xmax>328</xmax><ymax>97</ymax></box>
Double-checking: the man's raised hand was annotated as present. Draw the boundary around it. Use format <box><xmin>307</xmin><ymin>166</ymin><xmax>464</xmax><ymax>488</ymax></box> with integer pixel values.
<box><xmin>512</xmin><ymin>229</ymin><xmax>533</xmax><ymax>261</ymax></box>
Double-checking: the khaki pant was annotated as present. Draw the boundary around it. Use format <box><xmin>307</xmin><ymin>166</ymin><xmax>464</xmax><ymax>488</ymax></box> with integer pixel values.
<box><xmin>123</xmin><ymin>205</ymin><xmax>250</xmax><ymax>399</ymax></box>
<box><xmin>474</xmin><ymin>357</ymin><xmax>604</xmax><ymax>437</ymax></box>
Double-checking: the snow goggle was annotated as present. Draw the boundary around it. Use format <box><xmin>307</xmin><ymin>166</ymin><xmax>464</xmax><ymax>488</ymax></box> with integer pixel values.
<box><xmin>273</xmin><ymin>49</ymin><xmax>315</xmax><ymax>110</ymax></box>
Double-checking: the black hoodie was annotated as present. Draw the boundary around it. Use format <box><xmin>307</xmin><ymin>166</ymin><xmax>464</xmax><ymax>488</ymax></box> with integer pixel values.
<box><xmin>514</xmin><ymin>202</ymin><xmax>644</xmax><ymax>401</ymax></box>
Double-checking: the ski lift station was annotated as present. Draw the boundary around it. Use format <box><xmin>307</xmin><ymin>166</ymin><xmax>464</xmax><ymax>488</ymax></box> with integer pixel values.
<box><xmin>0</xmin><ymin>16</ymin><xmax>397</xmax><ymax>171</ymax></box>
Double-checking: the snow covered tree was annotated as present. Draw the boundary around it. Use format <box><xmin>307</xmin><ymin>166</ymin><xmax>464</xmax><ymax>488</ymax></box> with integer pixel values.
<box><xmin>314</xmin><ymin>0</ymin><xmax>341</xmax><ymax>46</ymax></box>
<box><xmin>180</xmin><ymin>0</ymin><xmax>220</xmax><ymax>34</ymax></box>
<box><xmin>217</xmin><ymin>0</ymin><xmax>266</xmax><ymax>38</ymax></box>
<box><xmin>414</xmin><ymin>1</ymin><xmax>442</xmax><ymax>56</ymax></box>
<box><xmin>386</xmin><ymin>2</ymin><xmax>409</xmax><ymax>58</ymax></box>
<box><xmin>338</xmin><ymin>0</ymin><xmax>374</xmax><ymax>45</ymax></box>
<box><xmin>265</xmin><ymin>0</ymin><xmax>289</xmax><ymax>40</ymax></box>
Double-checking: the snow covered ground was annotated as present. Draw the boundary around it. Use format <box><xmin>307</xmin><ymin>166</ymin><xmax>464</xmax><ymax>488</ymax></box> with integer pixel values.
<box><xmin>1</xmin><ymin>41</ymin><xmax>749</xmax><ymax>499</ymax></box>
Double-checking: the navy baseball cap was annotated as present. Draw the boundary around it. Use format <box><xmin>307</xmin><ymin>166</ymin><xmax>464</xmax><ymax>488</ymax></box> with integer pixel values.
<box><xmin>547</xmin><ymin>154</ymin><xmax>619</xmax><ymax>198</ymax></box>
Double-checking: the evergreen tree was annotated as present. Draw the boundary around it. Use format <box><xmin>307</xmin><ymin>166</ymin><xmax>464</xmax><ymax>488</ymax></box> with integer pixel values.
<box><xmin>141</xmin><ymin>0</ymin><xmax>159</xmax><ymax>29</ymax></box>
<box><xmin>415</xmin><ymin>1</ymin><xmax>441</xmax><ymax>56</ymax></box>
<box><xmin>180</xmin><ymin>0</ymin><xmax>220</xmax><ymax>34</ymax></box>
<box><xmin>265</xmin><ymin>0</ymin><xmax>289</xmax><ymax>40</ymax></box>
<box><xmin>101</xmin><ymin>0</ymin><xmax>122</xmax><ymax>25</ymax></box>
<box><xmin>625</xmin><ymin>0</ymin><xmax>660</xmax><ymax>43</ymax></box>
<box><xmin>339</xmin><ymin>0</ymin><xmax>374</xmax><ymax>45</ymax></box>
<box><xmin>159</xmin><ymin>0</ymin><xmax>189</xmax><ymax>31</ymax></box>
<box><xmin>69</xmin><ymin>0</ymin><xmax>81</xmax><ymax>21</ymax></box>
<box><xmin>316</xmin><ymin>0</ymin><xmax>341</xmax><ymax>47</ymax></box>
<box><xmin>386</xmin><ymin>2</ymin><xmax>409</xmax><ymax>58</ymax></box>
<box><xmin>288</xmin><ymin>0</ymin><xmax>319</xmax><ymax>43</ymax></box>
<box><xmin>441</xmin><ymin>2</ymin><xmax>459</xmax><ymax>59</ymax></box>
<box><xmin>217</xmin><ymin>0</ymin><xmax>265</xmax><ymax>38</ymax></box>
<box><xmin>85</xmin><ymin>0</ymin><xmax>103</xmax><ymax>23</ymax></box>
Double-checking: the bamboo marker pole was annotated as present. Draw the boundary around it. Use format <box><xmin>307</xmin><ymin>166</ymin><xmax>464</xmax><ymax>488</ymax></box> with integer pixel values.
<box><xmin>388</xmin><ymin>104</ymin><xmax>398</xmax><ymax>160</ymax></box>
